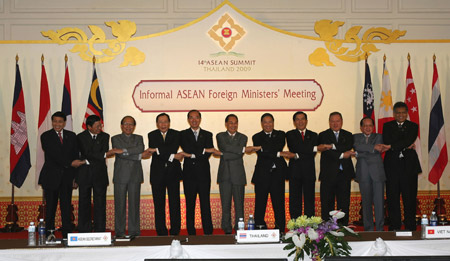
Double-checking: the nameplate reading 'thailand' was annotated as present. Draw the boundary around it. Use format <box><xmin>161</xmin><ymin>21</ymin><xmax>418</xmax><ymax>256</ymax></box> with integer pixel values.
<box><xmin>132</xmin><ymin>80</ymin><xmax>323</xmax><ymax>112</ymax></box>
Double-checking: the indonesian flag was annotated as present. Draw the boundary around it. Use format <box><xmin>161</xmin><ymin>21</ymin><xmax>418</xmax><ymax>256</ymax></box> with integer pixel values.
<box><xmin>62</xmin><ymin>58</ymin><xmax>73</xmax><ymax>131</ymax></box>
<box><xmin>405</xmin><ymin>60</ymin><xmax>422</xmax><ymax>170</ymax></box>
<box><xmin>10</xmin><ymin>61</ymin><xmax>31</xmax><ymax>188</ymax></box>
<box><xmin>35</xmin><ymin>60</ymin><xmax>52</xmax><ymax>188</ymax></box>
<box><xmin>82</xmin><ymin>64</ymin><xmax>104</xmax><ymax>129</ymax></box>
<box><xmin>377</xmin><ymin>60</ymin><xmax>394</xmax><ymax>134</ymax></box>
<box><xmin>428</xmin><ymin>60</ymin><xmax>448</xmax><ymax>184</ymax></box>
<box><xmin>363</xmin><ymin>60</ymin><xmax>375</xmax><ymax>132</ymax></box>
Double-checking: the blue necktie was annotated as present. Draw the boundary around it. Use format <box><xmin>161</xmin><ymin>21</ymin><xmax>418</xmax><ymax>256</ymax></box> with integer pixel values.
<box><xmin>335</xmin><ymin>132</ymin><xmax>343</xmax><ymax>170</ymax></box>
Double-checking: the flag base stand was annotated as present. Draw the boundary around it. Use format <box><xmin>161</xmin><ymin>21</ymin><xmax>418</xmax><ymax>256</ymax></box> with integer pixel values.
<box><xmin>0</xmin><ymin>222</ymin><xmax>23</xmax><ymax>233</ymax></box>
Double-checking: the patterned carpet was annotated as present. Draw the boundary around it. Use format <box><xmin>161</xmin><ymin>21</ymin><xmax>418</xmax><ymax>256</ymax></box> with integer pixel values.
<box><xmin>1</xmin><ymin>191</ymin><xmax>448</xmax><ymax>231</ymax></box>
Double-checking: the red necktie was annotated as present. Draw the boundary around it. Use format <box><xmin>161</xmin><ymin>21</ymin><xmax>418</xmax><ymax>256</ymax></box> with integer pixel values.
<box><xmin>301</xmin><ymin>131</ymin><xmax>304</xmax><ymax>141</ymax></box>
<box><xmin>58</xmin><ymin>132</ymin><xmax>63</xmax><ymax>144</ymax></box>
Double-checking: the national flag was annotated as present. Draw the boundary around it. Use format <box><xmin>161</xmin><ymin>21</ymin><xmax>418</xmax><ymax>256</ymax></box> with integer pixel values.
<box><xmin>428</xmin><ymin>60</ymin><xmax>448</xmax><ymax>184</ymax></box>
<box><xmin>405</xmin><ymin>59</ymin><xmax>422</xmax><ymax>170</ymax></box>
<box><xmin>363</xmin><ymin>59</ymin><xmax>375</xmax><ymax>131</ymax></box>
<box><xmin>377</xmin><ymin>59</ymin><xmax>394</xmax><ymax>134</ymax></box>
<box><xmin>10</xmin><ymin>60</ymin><xmax>31</xmax><ymax>188</ymax></box>
<box><xmin>82</xmin><ymin>64</ymin><xmax>103</xmax><ymax>129</ymax></box>
<box><xmin>62</xmin><ymin>56</ymin><xmax>73</xmax><ymax>131</ymax></box>
<box><xmin>35</xmin><ymin>58</ymin><xmax>51</xmax><ymax>188</ymax></box>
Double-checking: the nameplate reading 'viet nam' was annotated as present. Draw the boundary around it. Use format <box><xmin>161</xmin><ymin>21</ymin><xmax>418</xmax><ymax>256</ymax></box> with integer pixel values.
<box><xmin>132</xmin><ymin>80</ymin><xmax>323</xmax><ymax>112</ymax></box>
<box><xmin>425</xmin><ymin>226</ymin><xmax>450</xmax><ymax>239</ymax></box>
<box><xmin>236</xmin><ymin>229</ymin><xmax>280</xmax><ymax>243</ymax></box>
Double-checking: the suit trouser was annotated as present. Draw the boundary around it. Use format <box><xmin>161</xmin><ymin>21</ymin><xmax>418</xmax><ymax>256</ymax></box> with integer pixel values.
<box><xmin>289</xmin><ymin>175</ymin><xmax>316</xmax><ymax>219</ymax></box>
<box><xmin>359</xmin><ymin>179</ymin><xmax>385</xmax><ymax>231</ymax></box>
<box><xmin>183</xmin><ymin>179</ymin><xmax>213</xmax><ymax>235</ymax></box>
<box><xmin>219</xmin><ymin>181</ymin><xmax>245</xmax><ymax>233</ymax></box>
<box><xmin>151</xmin><ymin>171</ymin><xmax>181</xmax><ymax>236</ymax></box>
<box><xmin>320</xmin><ymin>171</ymin><xmax>351</xmax><ymax>225</ymax></box>
<box><xmin>114</xmin><ymin>182</ymin><xmax>141</xmax><ymax>236</ymax></box>
<box><xmin>45</xmin><ymin>182</ymin><xmax>73</xmax><ymax>238</ymax></box>
<box><xmin>386</xmin><ymin>159</ymin><xmax>418</xmax><ymax>231</ymax></box>
<box><xmin>254</xmin><ymin>169</ymin><xmax>286</xmax><ymax>232</ymax></box>
<box><xmin>78</xmin><ymin>185</ymin><xmax>107</xmax><ymax>232</ymax></box>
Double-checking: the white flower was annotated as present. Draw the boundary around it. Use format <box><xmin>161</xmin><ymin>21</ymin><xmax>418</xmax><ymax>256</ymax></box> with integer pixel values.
<box><xmin>292</xmin><ymin>233</ymin><xmax>306</xmax><ymax>248</ymax></box>
<box><xmin>329</xmin><ymin>231</ymin><xmax>345</xmax><ymax>237</ymax></box>
<box><xmin>308</xmin><ymin>228</ymin><xmax>319</xmax><ymax>240</ymax></box>
<box><xmin>329</xmin><ymin>210</ymin><xmax>345</xmax><ymax>220</ymax></box>
<box><xmin>343</xmin><ymin>226</ymin><xmax>357</xmax><ymax>235</ymax></box>
<box><xmin>285</xmin><ymin>231</ymin><xmax>295</xmax><ymax>239</ymax></box>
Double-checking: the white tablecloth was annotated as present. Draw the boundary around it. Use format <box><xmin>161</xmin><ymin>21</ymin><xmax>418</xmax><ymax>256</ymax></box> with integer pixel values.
<box><xmin>1</xmin><ymin>239</ymin><xmax>450</xmax><ymax>260</ymax></box>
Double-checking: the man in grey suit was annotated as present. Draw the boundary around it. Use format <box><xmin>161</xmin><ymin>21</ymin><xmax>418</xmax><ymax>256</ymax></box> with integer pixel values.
<box><xmin>112</xmin><ymin>116</ymin><xmax>151</xmax><ymax>238</ymax></box>
<box><xmin>353</xmin><ymin>117</ymin><xmax>387</xmax><ymax>231</ymax></box>
<box><xmin>215</xmin><ymin>114</ymin><xmax>255</xmax><ymax>234</ymax></box>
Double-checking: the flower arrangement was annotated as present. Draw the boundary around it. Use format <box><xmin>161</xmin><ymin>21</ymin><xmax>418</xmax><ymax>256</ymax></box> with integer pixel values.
<box><xmin>283</xmin><ymin>211</ymin><xmax>358</xmax><ymax>261</ymax></box>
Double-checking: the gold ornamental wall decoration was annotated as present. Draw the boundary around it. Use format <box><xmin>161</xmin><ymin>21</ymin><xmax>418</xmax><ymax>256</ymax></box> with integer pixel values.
<box><xmin>309</xmin><ymin>19</ymin><xmax>407</xmax><ymax>66</ymax></box>
<box><xmin>41</xmin><ymin>20</ymin><xmax>145</xmax><ymax>67</ymax></box>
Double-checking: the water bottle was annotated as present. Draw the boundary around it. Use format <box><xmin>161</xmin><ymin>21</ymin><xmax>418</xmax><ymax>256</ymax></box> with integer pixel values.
<box><xmin>38</xmin><ymin>218</ymin><xmax>46</xmax><ymax>246</ymax></box>
<box><xmin>238</xmin><ymin>218</ymin><xmax>245</xmax><ymax>231</ymax></box>
<box><xmin>28</xmin><ymin>222</ymin><xmax>36</xmax><ymax>246</ymax></box>
<box><xmin>430</xmin><ymin>211</ymin><xmax>438</xmax><ymax>226</ymax></box>
<box><xmin>421</xmin><ymin>214</ymin><xmax>428</xmax><ymax>239</ymax></box>
<box><xmin>247</xmin><ymin>214</ymin><xmax>255</xmax><ymax>230</ymax></box>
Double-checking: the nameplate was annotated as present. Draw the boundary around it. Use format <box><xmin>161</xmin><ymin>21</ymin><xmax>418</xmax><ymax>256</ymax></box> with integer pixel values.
<box><xmin>425</xmin><ymin>226</ymin><xmax>450</xmax><ymax>239</ymax></box>
<box><xmin>395</xmin><ymin>231</ymin><xmax>412</xmax><ymax>237</ymax></box>
<box><xmin>236</xmin><ymin>229</ymin><xmax>280</xmax><ymax>243</ymax></box>
<box><xmin>67</xmin><ymin>232</ymin><xmax>112</xmax><ymax>246</ymax></box>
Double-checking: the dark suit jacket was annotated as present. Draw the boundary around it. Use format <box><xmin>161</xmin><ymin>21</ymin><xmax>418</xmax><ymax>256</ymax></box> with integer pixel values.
<box><xmin>76</xmin><ymin>130</ymin><xmax>110</xmax><ymax>187</ymax></box>
<box><xmin>216</xmin><ymin>131</ymin><xmax>247</xmax><ymax>185</ymax></box>
<box><xmin>180</xmin><ymin>128</ymin><xmax>213</xmax><ymax>183</ymax></box>
<box><xmin>382</xmin><ymin>120</ymin><xmax>421</xmax><ymax>177</ymax></box>
<box><xmin>148</xmin><ymin>128</ymin><xmax>182</xmax><ymax>185</ymax></box>
<box><xmin>39</xmin><ymin>129</ymin><xmax>78</xmax><ymax>190</ymax></box>
<box><xmin>286</xmin><ymin>129</ymin><xmax>318</xmax><ymax>181</ymax></box>
<box><xmin>111</xmin><ymin>133</ymin><xmax>144</xmax><ymax>184</ymax></box>
<box><xmin>251</xmin><ymin>130</ymin><xmax>287</xmax><ymax>184</ymax></box>
<box><xmin>318</xmin><ymin>128</ymin><xmax>355</xmax><ymax>181</ymax></box>
<box><xmin>353</xmin><ymin>133</ymin><xmax>386</xmax><ymax>183</ymax></box>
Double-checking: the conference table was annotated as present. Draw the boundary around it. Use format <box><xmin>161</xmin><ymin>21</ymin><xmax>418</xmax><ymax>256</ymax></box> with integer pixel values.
<box><xmin>1</xmin><ymin>232</ymin><xmax>450</xmax><ymax>260</ymax></box>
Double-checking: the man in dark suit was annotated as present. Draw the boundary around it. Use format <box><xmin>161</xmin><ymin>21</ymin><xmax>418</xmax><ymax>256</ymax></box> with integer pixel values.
<box><xmin>354</xmin><ymin>117</ymin><xmax>387</xmax><ymax>231</ymax></box>
<box><xmin>318</xmin><ymin>112</ymin><xmax>355</xmax><ymax>225</ymax></box>
<box><xmin>39</xmin><ymin>111</ymin><xmax>84</xmax><ymax>238</ymax></box>
<box><xmin>215</xmin><ymin>114</ymin><xmax>255</xmax><ymax>234</ymax></box>
<box><xmin>251</xmin><ymin>113</ymin><xmax>287</xmax><ymax>232</ymax></box>
<box><xmin>112</xmin><ymin>116</ymin><xmax>151</xmax><ymax>238</ymax></box>
<box><xmin>286</xmin><ymin>111</ymin><xmax>323</xmax><ymax>219</ymax></box>
<box><xmin>383</xmin><ymin>102</ymin><xmax>421</xmax><ymax>231</ymax></box>
<box><xmin>77</xmin><ymin>114</ymin><xmax>117</xmax><ymax>232</ymax></box>
<box><xmin>148</xmin><ymin>113</ymin><xmax>183</xmax><ymax>236</ymax></box>
<box><xmin>180</xmin><ymin>110</ymin><xmax>214</xmax><ymax>235</ymax></box>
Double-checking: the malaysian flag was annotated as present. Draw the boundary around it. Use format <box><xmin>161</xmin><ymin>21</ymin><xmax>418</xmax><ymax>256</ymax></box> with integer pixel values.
<box><xmin>62</xmin><ymin>55</ymin><xmax>73</xmax><ymax>131</ymax></box>
<box><xmin>428</xmin><ymin>59</ymin><xmax>447</xmax><ymax>184</ymax></box>
<box><xmin>10</xmin><ymin>58</ymin><xmax>31</xmax><ymax>188</ymax></box>
<box><xmin>363</xmin><ymin>59</ymin><xmax>375</xmax><ymax>131</ymax></box>
<box><xmin>35</xmin><ymin>57</ymin><xmax>52</xmax><ymax>188</ymax></box>
<box><xmin>377</xmin><ymin>58</ymin><xmax>394</xmax><ymax>134</ymax></box>
<box><xmin>405</xmin><ymin>57</ymin><xmax>422</xmax><ymax>170</ymax></box>
<box><xmin>82</xmin><ymin>62</ymin><xmax>103</xmax><ymax>129</ymax></box>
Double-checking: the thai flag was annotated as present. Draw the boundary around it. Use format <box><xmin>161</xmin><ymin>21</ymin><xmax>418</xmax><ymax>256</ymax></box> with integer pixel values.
<box><xmin>428</xmin><ymin>60</ymin><xmax>447</xmax><ymax>184</ymax></box>
<box><xmin>239</xmin><ymin>233</ymin><xmax>247</xmax><ymax>239</ymax></box>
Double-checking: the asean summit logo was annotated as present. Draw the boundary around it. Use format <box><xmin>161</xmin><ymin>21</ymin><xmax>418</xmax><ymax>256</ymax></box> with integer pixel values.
<box><xmin>208</xmin><ymin>13</ymin><xmax>246</xmax><ymax>52</ymax></box>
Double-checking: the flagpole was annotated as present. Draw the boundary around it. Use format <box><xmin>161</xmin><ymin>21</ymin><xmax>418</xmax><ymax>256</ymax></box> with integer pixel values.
<box><xmin>431</xmin><ymin>54</ymin><xmax>447</xmax><ymax>224</ymax></box>
<box><xmin>1</xmin><ymin>55</ymin><xmax>23</xmax><ymax>233</ymax></box>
